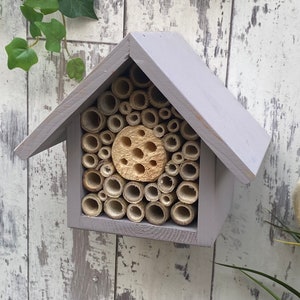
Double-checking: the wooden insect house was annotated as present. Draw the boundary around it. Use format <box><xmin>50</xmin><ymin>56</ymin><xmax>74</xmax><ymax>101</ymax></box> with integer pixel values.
<box><xmin>15</xmin><ymin>32</ymin><xmax>270</xmax><ymax>246</ymax></box>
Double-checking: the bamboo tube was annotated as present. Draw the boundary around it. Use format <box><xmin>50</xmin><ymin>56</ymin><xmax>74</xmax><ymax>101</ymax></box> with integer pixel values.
<box><xmin>98</xmin><ymin>146</ymin><xmax>111</xmax><ymax>160</ymax></box>
<box><xmin>81</xmin><ymin>193</ymin><xmax>102</xmax><ymax>217</ymax></box>
<box><xmin>123</xmin><ymin>181</ymin><xmax>144</xmax><ymax>204</ymax></box>
<box><xmin>97</xmin><ymin>91</ymin><xmax>120</xmax><ymax>116</ymax></box>
<box><xmin>153</xmin><ymin>123</ymin><xmax>167</xmax><ymax>138</ymax></box>
<box><xmin>83</xmin><ymin>169</ymin><xmax>104</xmax><ymax>192</ymax></box>
<box><xmin>171</xmin><ymin>202</ymin><xmax>196</xmax><ymax>226</ymax></box>
<box><xmin>145</xmin><ymin>202</ymin><xmax>170</xmax><ymax>225</ymax></box>
<box><xmin>148</xmin><ymin>84</ymin><xmax>170</xmax><ymax>108</ymax></box>
<box><xmin>103</xmin><ymin>174</ymin><xmax>125</xmax><ymax>198</ymax></box>
<box><xmin>182</xmin><ymin>140</ymin><xmax>200</xmax><ymax>161</ymax></box>
<box><xmin>158</xmin><ymin>107</ymin><xmax>172</xmax><ymax>120</ymax></box>
<box><xmin>176</xmin><ymin>181</ymin><xmax>199</xmax><ymax>204</ymax></box>
<box><xmin>141</xmin><ymin>108</ymin><xmax>159</xmax><ymax>129</ymax></box>
<box><xmin>171</xmin><ymin>152</ymin><xmax>184</xmax><ymax>164</ymax></box>
<box><xmin>159</xmin><ymin>192</ymin><xmax>176</xmax><ymax>207</ymax></box>
<box><xmin>179</xmin><ymin>160</ymin><xmax>200</xmax><ymax>181</ymax></box>
<box><xmin>127</xmin><ymin>202</ymin><xmax>146</xmax><ymax>223</ymax></box>
<box><xmin>165</xmin><ymin>160</ymin><xmax>180</xmax><ymax>176</ymax></box>
<box><xmin>82</xmin><ymin>153</ymin><xmax>99</xmax><ymax>169</ymax></box>
<box><xmin>292</xmin><ymin>179</ymin><xmax>300</xmax><ymax>224</ymax></box>
<box><xmin>99</xmin><ymin>130</ymin><xmax>115</xmax><ymax>145</ymax></box>
<box><xmin>167</xmin><ymin>119</ymin><xmax>180</xmax><ymax>133</ymax></box>
<box><xmin>111</xmin><ymin>76</ymin><xmax>134</xmax><ymax>99</ymax></box>
<box><xmin>81</xmin><ymin>107</ymin><xmax>106</xmax><ymax>133</ymax></box>
<box><xmin>97</xmin><ymin>190</ymin><xmax>108</xmax><ymax>202</ymax></box>
<box><xmin>129</xmin><ymin>90</ymin><xmax>149</xmax><ymax>110</ymax></box>
<box><xmin>119</xmin><ymin>101</ymin><xmax>132</xmax><ymax>115</ymax></box>
<box><xmin>129</xmin><ymin>64</ymin><xmax>151</xmax><ymax>88</ymax></box>
<box><xmin>104</xmin><ymin>197</ymin><xmax>127</xmax><ymax>219</ymax></box>
<box><xmin>107</xmin><ymin>114</ymin><xmax>126</xmax><ymax>133</ymax></box>
<box><xmin>180</xmin><ymin>121</ymin><xmax>198</xmax><ymax>141</ymax></box>
<box><xmin>126</xmin><ymin>111</ymin><xmax>141</xmax><ymax>126</ymax></box>
<box><xmin>81</xmin><ymin>133</ymin><xmax>102</xmax><ymax>153</ymax></box>
<box><xmin>99</xmin><ymin>161</ymin><xmax>115</xmax><ymax>177</ymax></box>
<box><xmin>144</xmin><ymin>183</ymin><xmax>161</xmax><ymax>202</ymax></box>
<box><xmin>163</xmin><ymin>133</ymin><xmax>182</xmax><ymax>153</ymax></box>
<box><xmin>157</xmin><ymin>173</ymin><xmax>178</xmax><ymax>193</ymax></box>
<box><xmin>171</xmin><ymin>106</ymin><xmax>183</xmax><ymax>119</ymax></box>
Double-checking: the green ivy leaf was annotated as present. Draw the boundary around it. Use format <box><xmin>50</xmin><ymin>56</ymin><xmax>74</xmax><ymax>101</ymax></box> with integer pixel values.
<box><xmin>58</xmin><ymin>0</ymin><xmax>98</xmax><ymax>19</ymax></box>
<box><xmin>35</xmin><ymin>19</ymin><xmax>66</xmax><ymax>52</ymax></box>
<box><xmin>5</xmin><ymin>38</ymin><xmax>38</xmax><ymax>71</ymax></box>
<box><xmin>20</xmin><ymin>5</ymin><xmax>43</xmax><ymax>38</ymax></box>
<box><xmin>24</xmin><ymin>0</ymin><xmax>59</xmax><ymax>14</ymax></box>
<box><xmin>67</xmin><ymin>58</ymin><xmax>85</xmax><ymax>81</ymax></box>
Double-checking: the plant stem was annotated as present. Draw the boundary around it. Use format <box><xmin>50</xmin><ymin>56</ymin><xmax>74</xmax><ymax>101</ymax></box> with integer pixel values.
<box><xmin>61</xmin><ymin>13</ymin><xmax>71</xmax><ymax>58</ymax></box>
<box><xmin>29</xmin><ymin>37</ymin><xmax>40</xmax><ymax>48</ymax></box>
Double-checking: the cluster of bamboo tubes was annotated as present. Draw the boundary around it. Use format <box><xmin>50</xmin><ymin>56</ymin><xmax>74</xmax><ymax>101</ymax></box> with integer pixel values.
<box><xmin>80</xmin><ymin>62</ymin><xmax>201</xmax><ymax>226</ymax></box>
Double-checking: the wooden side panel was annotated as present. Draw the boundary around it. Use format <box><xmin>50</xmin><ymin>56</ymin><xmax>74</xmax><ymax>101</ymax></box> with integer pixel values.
<box><xmin>28</xmin><ymin>42</ymin><xmax>117</xmax><ymax>300</ymax></box>
<box><xmin>213</xmin><ymin>1</ymin><xmax>300</xmax><ymax>299</ymax></box>
<box><xmin>0</xmin><ymin>2</ymin><xmax>28</xmax><ymax>299</ymax></box>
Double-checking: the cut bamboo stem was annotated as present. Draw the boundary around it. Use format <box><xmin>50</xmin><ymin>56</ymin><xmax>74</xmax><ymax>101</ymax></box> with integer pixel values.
<box><xmin>111</xmin><ymin>76</ymin><xmax>134</xmax><ymax>99</ymax></box>
<box><xmin>104</xmin><ymin>197</ymin><xmax>127</xmax><ymax>219</ymax></box>
<box><xmin>103</xmin><ymin>174</ymin><xmax>125</xmax><ymax>198</ymax></box>
<box><xmin>81</xmin><ymin>107</ymin><xmax>106</xmax><ymax>133</ymax></box>
<box><xmin>144</xmin><ymin>183</ymin><xmax>161</xmax><ymax>202</ymax></box>
<box><xmin>81</xmin><ymin>193</ymin><xmax>102</xmax><ymax>217</ymax></box>
<box><xmin>179</xmin><ymin>160</ymin><xmax>200</xmax><ymax>181</ymax></box>
<box><xmin>81</xmin><ymin>133</ymin><xmax>102</xmax><ymax>153</ymax></box>
<box><xmin>129</xmin><ymin>90</ymin><xmax>149</xmax><ymax>110</ymax></box>
<box><xmin>98</xmin><ymin>146</ymin><xmax>111</xmax><ymax>160</ymax></box>
<box><xmin>145</xmin><ymin>201</ymin><xmax>170</xmax><ymax>225</ymax></box>
<box><xmin>163</xmin><ymin>133</ymin><xmax>182</xmax><ymax>152</ymax></box>
<box><xmin>127</xmin><ymin>202</ymin><xmax>146</xmax><ymax>223</ymax></box>
<box><xmin>82</xmin><ymin>153</ymin><xmax>99</xmax><ymax>169</ymax></box>
<box><xmin>141</xmin><ymin>108</ymin><xmax>159</xmax><ymax>129</ymax></box>
<box><xmin>180</xmin><ymin>120</ymin><xmax>198</xmax><ymax>141</ymax></box>
<box><xmin>97</xmin><ymin>91</ymin><xmax>120</xmax><ymax>116</ymax></box>
<box><xmin>171</xmin><ymin>152</ymin><xmax>185</xmax><ymax>164</ymax></box>
<box><xmin>171</xmin><ymin>202</ymin><xmax>196</xmax><ymax>226</ymax></box>
<box><xmin>153</xmin><ymin>123</ymin><xmax>167</xmax><ymax>138</ymax></box>
<box><xmin>123</xmin><ymin>181</ymin><xmax>144</xmax><ymax>203</ymax></box>
<box><xmin>83</xmin><ymin>169</ymin><xmax>104</xmax><ymax>192</ymax></box>
<box><xmin>126</xmin><ymin>111</ymin><xmax>141</xmax><ymax>126</ymax></box>
<box><xmin>182</xmin><ymin>140</ymin><xmax>200</xmax><ymax>161</ymax></box>
<box><xmin>159</xmin><ymin>192</ymin><xmax>176</xmax><ymax>207</ymax></box>
<box><xmin>165</xmin><ymin>160</ymin><xmax>180</xmax><ymax>176</ymax></box>
<box><xmin>148</xmin><ymin>84</ymin><xmax>170</xmax><ymax>108</ymax></box>
<box><xmin>129</xmin><ymin>64</ymin><xmax>151</xmax><ymax>88</ymax></box>
<box><xmin>158</xmin><ymin>107</ymin><xmax>172</xmax><ymax>120</ymax></box>
<box><xmin>97</xmin><ymin>190</ymin><xmax>108</xmax><ymax>202</ymax></box>
<box><xmin>119</xmin><ymin>101</ymin><xmax>132</xmax><ymax>115</ymax></box>
<box><xmin>167</xmin><ymin>119</ymin><xmax>180</xmax><ymax>133</ymax></box>
<box><xmin>176</xmin><ymin>181</ymin><xmax>199</xmax><ymax>204</ymax></box>
<box><xmin>99</xmin><ymin>161</ymin><xmax>115</xmax><ymax>177</ymax></box>
<box><xmin>171</xmin><ymin>106</ymin><xmax>183</xmax><ymax>119</ymax></box>
<box><xmin>99</xmin><ymin>130</ymin><xmax>115</xmax><ymax>145</ymax></box>
<box><xmin>157</xmin><ymin>173</ymin><xmax>178</xmax><ymax>193</ymax></box>
<box><xmin>107</xmin><ymin>114</ymin><xmax>126</xmax><ymax>133</ymax></box>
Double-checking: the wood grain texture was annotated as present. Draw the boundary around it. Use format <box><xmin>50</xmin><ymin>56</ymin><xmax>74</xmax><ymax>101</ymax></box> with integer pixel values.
<box><xmin>0</xmin><ymin>1</ymin><xmax>28</xmax><ymax>299</ymax></box>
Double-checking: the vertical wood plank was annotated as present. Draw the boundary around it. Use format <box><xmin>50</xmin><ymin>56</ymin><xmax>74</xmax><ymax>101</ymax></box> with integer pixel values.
<box><xmin>116</xmin><ymin>1</ymin><xmax>233</xmax><ymax>299</ymax></box>
<box><xmin>213</xmin><ymin>1</ymin><xmax>300</xmax><ymax>299</ymax></box>
<box><xmin>0</xmin><ymin>2</ymin><xmax>28</xmax><ymax>299</ymax></box>
<box><xmin>28</xmin><ymin>42</ymin><xmax>117</xmax><ymax>300</ymax></box>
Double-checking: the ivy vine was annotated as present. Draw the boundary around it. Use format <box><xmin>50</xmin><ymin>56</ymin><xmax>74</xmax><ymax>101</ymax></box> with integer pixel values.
<box><xmin>5</xmin><ymin>0</ymin><xmax>98</xmax><ymax>81</ymax></box>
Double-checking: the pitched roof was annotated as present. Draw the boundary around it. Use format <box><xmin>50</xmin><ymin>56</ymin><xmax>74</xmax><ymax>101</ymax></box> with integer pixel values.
<box><xmin>15</xmin><ymin>32</ymin><xmax>270</xmax><ymax>184</ymax></box>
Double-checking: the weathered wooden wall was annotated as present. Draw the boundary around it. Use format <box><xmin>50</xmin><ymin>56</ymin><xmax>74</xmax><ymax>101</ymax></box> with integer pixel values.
<box><xmin>0</xmin><ymin>0</ymin><xmax>299</xmax><ymax>299</ymax></box>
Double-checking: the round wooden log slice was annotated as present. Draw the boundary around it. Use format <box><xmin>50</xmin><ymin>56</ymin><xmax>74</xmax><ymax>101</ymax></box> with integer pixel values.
<box><xmin>112</xmin><ymin>125</ymin><xmax>167</xmax><ymax>182</ymax></box>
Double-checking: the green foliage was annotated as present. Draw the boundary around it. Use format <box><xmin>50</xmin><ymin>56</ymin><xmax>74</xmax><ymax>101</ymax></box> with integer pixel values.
<box><xmin>5</xmin><ymin>0</ymin><xmax>98</xmax><ymax>81</ymax></box>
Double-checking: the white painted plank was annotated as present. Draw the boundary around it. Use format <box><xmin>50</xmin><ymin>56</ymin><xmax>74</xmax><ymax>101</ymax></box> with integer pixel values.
<box><xmin>213</xmin><ymin>1</ymin><xmax>300</xmax><ymax>299</ymax></box>
<box><xmin>0</xmin><ymin>2</ymin><xmax>28</xmax><ymax>299</ymax></box>
<box><xmin>28</xmin><ymin>42</ymin><xmax>117</xmax><ymax>300</ymax></box>
<box><xmin>117</xmin><ymin>1</ymin><xmax>233</xmax><ymax>299</ymax></box>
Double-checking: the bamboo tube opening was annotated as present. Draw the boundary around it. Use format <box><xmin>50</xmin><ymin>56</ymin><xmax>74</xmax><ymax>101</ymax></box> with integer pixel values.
<box><xmin>171</xmin><ymin>202</ymin><xmax>195</xmax><ymax>226</ymax></box>
<box><xmin>145</xmin><ymin>202</ymin><xmax>169</xmax><ymax>225</ymax></box>
<box><xmin>163</xmin><ymin>133</ymin><xmax>182</xmax><ymax>152</ymax></box>
<box><xmin>104</xmin><ymin>198</ymin><xmax>127</xmax><ymax>219</ymax></box>
<box><xmin>81</xmin><ymin>107</ymin><xmax>106</xmax><ymax>133</ymax></box>
<box><xmin>97</xmin><ymin>91</ymin><xmax>120</xmax><ymax>116</ymax></box>
<box><xmin>180</xmin><ymin>121</ymin><xmax>198</xmax><ymax>141</ymax></box>
<box><xmin>127</xmin><ymin>203</ymin><xmax>145</xmax><ymax>223</ymax></box>
<box><xmin>167</xmin><ymin>119</ymin><xmax>180</xmax><ymax>133</ymax></box>
<box><xmin>83</xmin><ymin>169</ymin><xmax>103</xmax><ymax>192</ymax></box>
<box><xmin>157</xmin><ymin>173</ymin><xmax>177</xmax><ymax>193</ymax></box>
<box><xmin>98</xmin><ymin>146</ymin><xmax>111</xmax><ymax>160</ymax></box>
<box><xmin>126</xmin><ymin>111</ymin><xmax>141</xmax><ymax>126</ymax></box>
<box><xmin>103</xmin><ymin>174</ymin><xmax>125</xmax><ymax>198</ymax></box>
<box><xmin>107</xmin><ymin>114</ymin><xmax>126</xmax><ymax>133</ymax></box>
<box><xmin>129</xmin><ymin>64</ymin><xmax>151</xmax><ymax>88</ymax></box>
<box><xmin>172</xmin><ymin>152</ymin><xmax>184</xmax><ymax>164</ymax></box>
<box><xmin>82</xmin><ymin>153</ymin><xmax>99</xmax><ymax>169</ymax></box>
<box><xmin>179</xmin><ymin>161</ymin><xmax>199</xmax><ymax>181</ymax></box>
<box><xmin>141</xmin><ymin>108</ymin><xmax>159</xmax><ymax>129</ymax></box>
<box><xmin>159</xmin><ymin>192</ymin><xmax>176</xmax><ymax>207</ymax></box>
<box><xmin>148</xmin><ymin>85</ymin><xmax>170</xmax><ymax>108</ymax></box>
<box><xmin>171</xmin><ymin>106</ymin><xmax>183</xmax><ymax>119</ymax></box>
<box><xmin>119</xmin><ymin>101</ymin><xmax>132</xmax><ymax>115</ymax></box>
<box><xmin>144</xmin><ymin>183</ymin><xmax>161</xmax><ymax>202</ymax></box>
<box><xmin>182</xmin><ymin>141</ymin><xmax>200</xmax><ymax>161</ymax></box>
<box><xmin>97</xmin><ymin>190</ymin><xmax>108</xmax><ymax>202</ymax></box>
<box><xmin>176</xmin><ymin>181</ymin><xmax>199</xmax><ymax>204</ymax></box>
<box><xmin>165</xmin><ymin>161</ymin><xmax>179</xmax><ymax>176</ymax></box>
<box><xmin>129</xmin><ymin>90</ymin><xmax>149</xmax><ymax>110</ymax></box>
<box><xmin>123</xmin><ymin>181</ymin><xmax>144</xmax><ymax>203</ymax></box>
<box><xmin>99</xmin><ymin>130</ymin><xmax>115</xmax><ymax>145</ymax></box>
<box><xmin>158</xmin><ymin>107</ymin><xmax>172</xmax><ymax>120</ymax></box>
<box><xmin>81</xmin><ymin>133</ymin><xmax>102</xmax><ymax>153</ymax></box>
<box><xmin>81</xmin><ymin>193</ymin><xmax>102</xmax><ymax>217</ymax></box>
<box><xmin>153</xmin><ymin>124</ymin><xmax>167</xmax><ymax>138</ymax></box>
<box><xmin>111</xmin><ymin>76</ymin><xmax>133</xmax><ymax>99</ymax></box>
<box><xmin>100</xmin><ymin>161</ymin><xmax>115</xmax><ymax>177</ymax></box>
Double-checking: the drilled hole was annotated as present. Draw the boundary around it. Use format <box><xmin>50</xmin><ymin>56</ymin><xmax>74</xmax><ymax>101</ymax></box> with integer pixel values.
<box><xmin>120</xmin><ymin>158</ymin><xmax>128</xmax><ymax>165</ymax></box>
<box><xmin>134</xmin><ymin>164</ymin><xmax>145</xmax><ymax>174</ymax></box>
<box><xmin>137</xmin><ymin>129</ymin><xmax>145</xmax><ymax>136</ymax></box>
<box><xmin>145</xmin><ymin>141</ymin><xmax>157</xmax><ymax>152</ymax></box>
<box><xmin>121</xmin><ymin>136</ymin><xmax>132</xmax><ymax>147</ymax></box>
<box><xmin>132</xmin><ymin>148</ymin><xmax>144</xmax><ymax>159</ymax></box>
<box><xmin>149</xmin><ymin>160</ymin><xmax>157</xmax><ymax>166</ymax></box>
